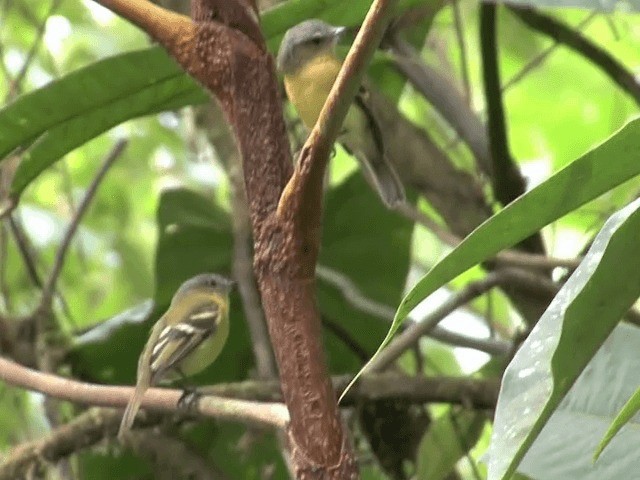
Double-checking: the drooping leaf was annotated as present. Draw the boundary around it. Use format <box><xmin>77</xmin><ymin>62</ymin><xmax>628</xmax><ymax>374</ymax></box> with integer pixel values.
<box><xmin>488</xmin><ymin>198</ymin><xmax>640</xmax><ymax>479</ymax></box>
<box><xmin>500</xmin><ymin>324</ymin><xmax>640</xmax><ymax>479</ymax></box>
<box><xmin>341</xmin><ymin>118</ymin><xmax>640</xmax><ymax>401</ymax></box>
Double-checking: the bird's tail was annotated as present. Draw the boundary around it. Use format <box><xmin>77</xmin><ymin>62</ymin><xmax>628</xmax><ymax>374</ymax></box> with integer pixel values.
<box><xmin>118</xmin><ymin>377</ymin><xmax>150</xmax><ymax>443</ymax></box>
<box><xmin>359</xmin><ymin>153</ymin><xmax>406</xmax><ymax>208</ymax></box>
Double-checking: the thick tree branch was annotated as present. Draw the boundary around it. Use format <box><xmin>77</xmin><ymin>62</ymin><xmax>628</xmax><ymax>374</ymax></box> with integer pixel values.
<box><xmin>82</xmin><ymin>0</ymin><xmax>379</xmax><ymax>474</ymax></box>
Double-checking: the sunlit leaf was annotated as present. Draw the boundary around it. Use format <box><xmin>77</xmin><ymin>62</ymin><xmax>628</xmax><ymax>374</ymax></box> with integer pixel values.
<box><xmin>488</xmin><ymin>198</ymin><xmax>640</xmax><ymax>479</ymax></box>
<box><xmin>341</xmin><ymin>119</ymin><xmax>640</xmax><ymax>402</ymax></box>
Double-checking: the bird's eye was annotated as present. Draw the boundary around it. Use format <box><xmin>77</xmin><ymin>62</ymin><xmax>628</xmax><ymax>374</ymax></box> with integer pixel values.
<box><xmin>209</xmin><ymin>279</ymin><xmax>217</xmax><ymax>287</ymax></box>
<box><xmin>311</xmin><ymin>36</ymin><xmax>322</xmax><ymax>45</ymax></box>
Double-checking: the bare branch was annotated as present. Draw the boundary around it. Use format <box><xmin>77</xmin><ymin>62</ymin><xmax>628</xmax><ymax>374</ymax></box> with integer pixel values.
<box><xmin>502</xmin><ymin>11</ymin><xmax>597</xmax><ymax>92</ymax></box>
<box><xmin>367</xmin><ymin>272</ymin><xmax>507</xmax><ymax>372</ymax></box>
<box><xmin>5</xmin><ymin>0</ymin><xmax>62</xmax><ymax>98</ymax></box>
<box><xmin>202</xmin><ymin>374</ymin><xmax>500</xmax><ymax>409</ymax></box>
<box><xmin>510</xmin><ymin>6</ymin><xmax>640</xmax><ymax>106</ymax></box>
<box><xmin>0</xmin><ymin>409</ymin><xmax>125</xmax><ymax>480</ymax></box>
<box><xmin>40</xmin><ymin>139</ymin><xmax>127</xmax><ymax>308</ymax></box>
<box><xmin>0</xmin><ymin>356</ymin><xmax>289</xmax><ymax>429</ymax></box>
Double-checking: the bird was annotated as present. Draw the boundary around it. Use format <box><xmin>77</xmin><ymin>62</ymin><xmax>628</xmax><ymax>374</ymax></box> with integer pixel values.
<box><xmin>277</xmin><ymin>19</ymin><xmax>406</xmax><ymax>208</ymax></box>
<box><xmin>118</xmin><ymin>273</ymin><xmax>234</xmax><ymax>441</ymax></box>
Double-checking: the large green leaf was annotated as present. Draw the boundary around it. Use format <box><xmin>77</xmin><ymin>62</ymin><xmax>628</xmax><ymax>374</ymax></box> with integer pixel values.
<box><xmin>0</xmin><ymin>47</ymin><xmax>205</xmax><ymax>161</ymax></box>
<box><xmin>511</xmin><ymin>324</ymin><xmax>640</xmax><ymax>479</ymax></box>
<box><xmin>263</xmin><ymin>0</ymin><xmax>431</xmax><ymax>48</ymax></box>
<box><xmin>0</xmin><ymin>0</ymin><xmax>431</xmax><ymax>200</ymax></box>
<box><xmin>319</xmin><ymin>174</ymin><xmax>413</xmax><ymax>371</ymax></box>
<box><xmin>340</xmin><ymin>118</ymin><xmax>640</xmax><ymax>401</ymax></box>
<box><xmin>10</xmin><ymin>77</ymin><xmax>203</xmax><ymax>197</ymax></box>
<box><xmin>488</xmin><ymin>197</ymin><xmax>640</xmax><ymax>479</ymax></box>
<box><xmin>69</xmin><ymin>187</ymin><xmax>238</xmax><ymax>383</ymax></box>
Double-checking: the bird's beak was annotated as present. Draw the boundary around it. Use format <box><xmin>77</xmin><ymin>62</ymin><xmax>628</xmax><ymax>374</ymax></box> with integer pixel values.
<box><xmin>333</xmin><ymin>26</ymin><xmax>347</xmax><ymax>39</ymax></box>
<box><xmin>224</xmin><ymin>278</ymin><xmax>236</xmax><ymax>293</ymax></box>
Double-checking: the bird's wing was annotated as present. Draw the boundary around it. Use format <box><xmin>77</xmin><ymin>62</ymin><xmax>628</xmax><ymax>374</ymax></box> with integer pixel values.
<box><xmin>149</xmin><ymin>303</ymin><xmax>219</xmax><ymax>381</ymax></box>
<box><xmin>353</xmin><ymin>84</ymin><xmax>385</xmax><ymax>155</ymax></box>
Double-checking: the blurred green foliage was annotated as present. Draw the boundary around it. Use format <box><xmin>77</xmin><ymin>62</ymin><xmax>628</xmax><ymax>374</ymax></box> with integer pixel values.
<box><xmin>1</xmin><ymin>0</ymin><xmax>640</xmax><ymax>479</ymax></box>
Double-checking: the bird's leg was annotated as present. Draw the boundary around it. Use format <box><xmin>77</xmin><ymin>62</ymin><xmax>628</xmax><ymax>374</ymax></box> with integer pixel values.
<box><xmin>175</xmin><ymin>369</ymin><xmax>202</xmax><ymax>412</ymax></box>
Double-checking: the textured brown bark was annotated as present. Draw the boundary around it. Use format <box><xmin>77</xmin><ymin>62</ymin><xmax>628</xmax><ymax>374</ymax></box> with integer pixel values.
<box><xmin>94</xmin><ymin>0</ymin><xmax>357</xmax><ymax>476</ymax></box>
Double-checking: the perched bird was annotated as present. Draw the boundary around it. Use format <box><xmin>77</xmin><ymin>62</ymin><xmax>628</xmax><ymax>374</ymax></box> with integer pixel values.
<box><xmin>277</xmin><ymin>19</ymin><xmax>406</xmax><ymax>208</ymax></box>
<box><xmin>118</xmin><ymin>273</ymin><xmax>234</xmax><ymax>441</ymax></box>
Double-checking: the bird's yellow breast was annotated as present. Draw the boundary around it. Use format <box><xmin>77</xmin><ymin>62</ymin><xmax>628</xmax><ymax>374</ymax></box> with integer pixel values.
<box><xmin>284</xmin><ymin>53</ymin><xmax>343</xmax><ymax>129</ymax></box>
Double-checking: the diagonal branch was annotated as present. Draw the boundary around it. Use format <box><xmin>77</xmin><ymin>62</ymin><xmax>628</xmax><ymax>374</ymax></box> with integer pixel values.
<box><xmin>40</xmin><ymin>139</ymin><xmax>127</xmax><ymax>308</ymax></box>
<box><xmin>278</xmin><ymin>0</ymin><xmax>398</xmax><ymax>236</ymax></box>
<box><xmin>509</xmin><ymin>6</ymin><xmax>640</xmax><ymax>106</ymax></box>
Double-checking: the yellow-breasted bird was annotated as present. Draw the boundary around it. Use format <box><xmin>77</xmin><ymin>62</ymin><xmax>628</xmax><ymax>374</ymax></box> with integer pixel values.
<box><xmin>277</xmin><ymin>19</ymin><xmax>406</xmax><ymax>208</ymax></box>
<box><xmin>118</xmin><ymin>273</ymin><xmax>234</xmax><ymax>441</ymax></box>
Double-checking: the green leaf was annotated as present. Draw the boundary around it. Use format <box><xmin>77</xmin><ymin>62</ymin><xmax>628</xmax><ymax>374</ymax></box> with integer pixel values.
<box><xmin>262</xmin><ymin>0</ymin><xmax>432</xmax><ymax>47</ymax></box>
<box><xmin>1</xmin><ymin>0</ymin><xmax>433</xmax><ymax>198</ymax></box>
<box><xmin>10</xmin><ymin>78</ymin><xmax>202</xmax><ymax>197</ymax></box>
<box><xmin>509</xmin><ymin>323</ymin><xmax>640</xmax><ymax>479</ymax></box>
<box><xmin>488</xmin><ymin>197</ymin><xmax>640</xmax><ymax>480</ymax></box>
<box><xmin>320</xmin><ymin>173</ymin><xmax>413</xmax><ymax>370</ymax></box>
<box><xmin>416</xmin><ymin>410</ymin><xmax>485</xmax><ymax>480</ymax></box>
<box><xmin>0</xmin><ymin>47</ymin><xmax>205</xmax><ymax>161</ymax></box>
<box><xmin>593</xmin><ymin>387</ymin><xmax>640</xmax><ymax>462</ymax></box>
<box><xmin>340</xmin><ymin>118</ymin><xmax>640</xmax><ymax>402</ymax></box>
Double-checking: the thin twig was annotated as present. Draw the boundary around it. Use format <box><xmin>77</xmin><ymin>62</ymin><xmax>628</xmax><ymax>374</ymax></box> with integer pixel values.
<box><xmin>452</xmin><ymin>0</ymin><xmax>471</xmax><ymax>104</ymax></box>
<box><xmin>7</xmin><ymin>215</ymin><xmax>42</xmax><ymax>288</ymax></box>
<box><xmin>316</xmin><ymin>265</ymin><xmax>395</xmax><ymax>319</ymax></box>
<box><xmin>122</xmin><ymin>431</ymin><xmax>230</xmax><ymax>480</ymax></box>
<box><xmin>186</xmin><ymin>374</ymin><xmax>501</xmax><ymax>408</ymax></box>
<box><xmin>502</xmin><ymin>11</ymin><xmax>597</xmax><ymax>92</ymax></box>
<box><xmin>322</xmin><ymin>315</ymin><xmax>371</xmax><ymax>362</ymax></box>
<box><xmin>40</xmin><ymin>139</ymin><xmax>127</xmax><ymax>307</ymax></box>
<box><xmin>0</xmin><ymin>223</ymin><xmax>10</xmax><ymax>312</ymax></box>
<box><xmin>429</xmin><ymin>326</ymin><xmax>509</xmax><ymax>356</ymax></box>
<box><xmin>509</xmin><ymin>6</ymin><xmax>640</xmax><ymax>106</ymax></box>
<box><xmin>449</xmin><ymin>410</ymin><xmax>484</xmax><ymax>480</ymax></box>
<box><xmin>318</xmin><ymin>261</ymin><xmax>512</xmax><ymax>355</ymax></box>
<box><xmin>229</xmin><ymin>154</ymin><xmax>277</xmax><ymax>379</ymax></box>
<box><xmin>6</xmin><ymin>0</ymin><xmax>62</xmax><ymax>98</ymax></box>
<box><xmin>388</xmin><ymin>37</ymin><xmax>492</xmax><ymax>177</ymax></box>
<box><xmin>398</xmin><ymin>202</ymin><xmax>581</xmax><ymax>270</ymax></box>
<box><xmin>280</xmin><ymin>0</ymin><xmax>398</xmax><ymax>221</ymax></box>
<box><xmin>367</xmin><ymin>272</ymin><xmax>507</xmax><ymax>372</ymax></box>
